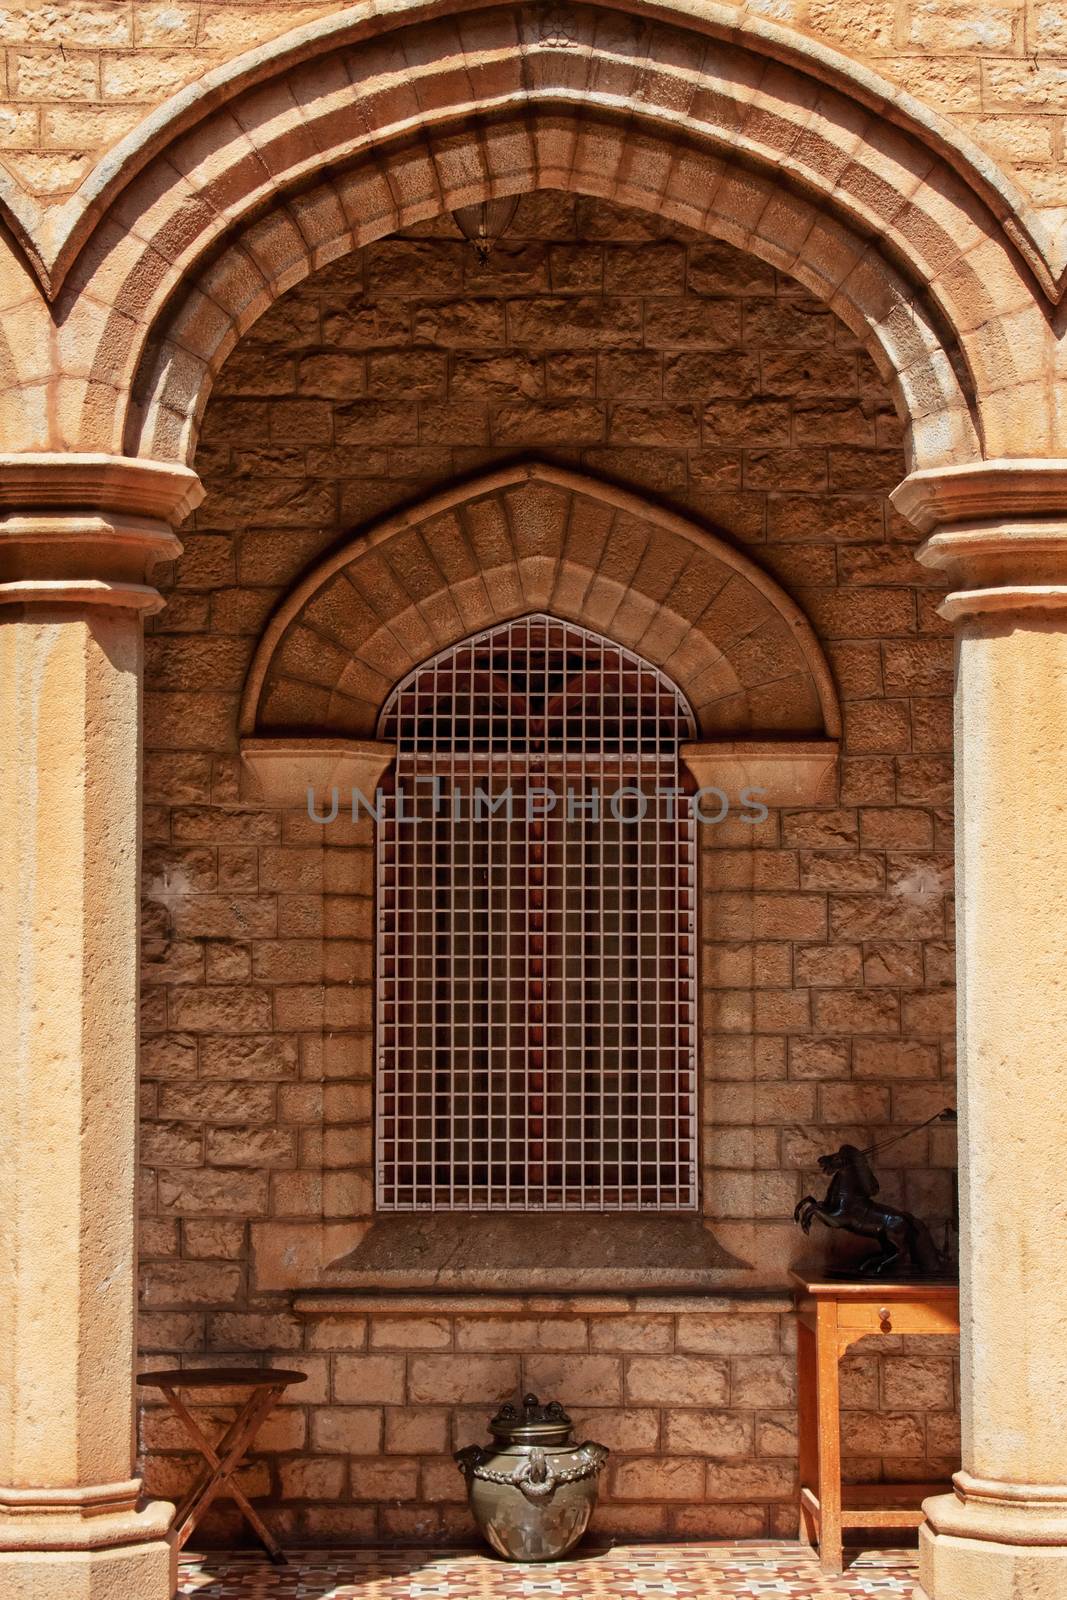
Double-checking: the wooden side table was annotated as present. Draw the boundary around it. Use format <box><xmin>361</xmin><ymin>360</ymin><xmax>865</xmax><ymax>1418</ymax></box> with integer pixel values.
<box><xmin>791</xmin><ymin>1272</ymin><xmax>960</xmax><ymax>1573</ymax></box>
<box><xmin>138</xmin><ymin>1367</ymin><xmax>306</xmax><ymax>1563</ymax></box>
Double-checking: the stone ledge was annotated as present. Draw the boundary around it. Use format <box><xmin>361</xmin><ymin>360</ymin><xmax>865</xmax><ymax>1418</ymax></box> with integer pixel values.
<box><xmin>293</xmin><ymin>1289</ymin><xmax>796</xmax><ymax>1315</ymax></box>
<box><xmin>318</xmin><ymin>1215</ymin><xmax>761</xmax><ymax>1294</ymax></box>
<box><xmin>252</xmin><ymin>1213</ymin><xmax>823</xmax><ymax>1294</ymax></box>
<box><xmin>251</xmin><ymin>1215</ymin><xmax>788</xmax><ymax>1294</ymax></box>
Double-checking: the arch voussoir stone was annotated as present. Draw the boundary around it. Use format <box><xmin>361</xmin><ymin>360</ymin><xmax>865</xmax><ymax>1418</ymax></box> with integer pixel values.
<box><xmin>239</xmin><ymin>462</ymin><xmax>841</xmax><ymax>752</ymax></box>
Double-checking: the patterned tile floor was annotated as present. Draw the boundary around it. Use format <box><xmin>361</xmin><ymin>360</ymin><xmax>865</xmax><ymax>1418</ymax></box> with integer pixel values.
<box><xmin>178</xmin><ymin>1543</ymin><xmax>920</xmax><ymax>1598</ymax></box>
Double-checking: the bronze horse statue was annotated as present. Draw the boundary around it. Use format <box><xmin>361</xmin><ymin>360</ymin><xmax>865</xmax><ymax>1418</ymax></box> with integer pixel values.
<box><xmin>794</xmin><ymin>1143</ymin><xmax>946</xmax><ymax>1276</ymax></box>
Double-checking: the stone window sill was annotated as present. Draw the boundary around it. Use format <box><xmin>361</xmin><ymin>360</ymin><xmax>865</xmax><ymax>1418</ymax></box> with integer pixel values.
<box><xmin>305</xmin><ymin>1213</ymin><xmax>759</xmax><ymax>1295</ymax></box>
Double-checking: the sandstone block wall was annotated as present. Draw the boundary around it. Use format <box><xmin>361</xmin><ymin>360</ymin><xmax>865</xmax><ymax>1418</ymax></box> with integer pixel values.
<box><xmin>138</xmin><ymin>194</ymin><xmax>959</xmax><ymax>1543</ymax></box>
<box><xmin>139</xmin><ymin>1295</ymin><xmax>960</xmax><ymax>1544</ymax></box>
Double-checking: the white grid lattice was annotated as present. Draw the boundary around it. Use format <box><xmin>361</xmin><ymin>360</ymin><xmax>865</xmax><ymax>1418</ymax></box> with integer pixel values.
<box><xmin>375</xmin><ymin>614</ymin><xmax>697</xmax><ymax>1212</ymax></box>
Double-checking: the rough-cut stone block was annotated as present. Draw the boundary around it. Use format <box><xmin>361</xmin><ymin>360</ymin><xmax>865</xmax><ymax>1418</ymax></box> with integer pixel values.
<box><xmin>407</xmin><ymin>1356</ymin><xmax>519</xmax><ymax>1406</ymax></box>
<box><xmin>611</xmin><ymin>1456</ymin><xmax>705</xmax><ymax>1501</ymax></box>
<box><xmin>384</xmin><ymin>1406</ymin><xmax>450</xmax><ymax>1455</ymax></box>
<box><xmin>663</xmin><ymin>1409</ymin><xmax>753</xmax><ymax>1458</ymax></box>
<box><xmin>333</xmin><ymin>1355</ymin><xmax>406</xmax><ymax>1406</ymax></box>
<box><xmin>370</xmin><ymin>1318</ymin><xmax>453</xmax><ymax>1351</ymax></box>
<box><xmin>626</xmin><ymin>1356</ymin><xmax>730</xmax><ymax>1407</ymax></box>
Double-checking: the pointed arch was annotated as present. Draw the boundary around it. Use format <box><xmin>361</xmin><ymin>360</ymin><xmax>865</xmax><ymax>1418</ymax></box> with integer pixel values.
<box><xmin>20</xmin><ymin>0</ymin><xmax>1067</xmax><ymax>307</ymax></box>
<box><xmin>238</xmin><ymin>460</ymin><xmax>841</xmax><ymax>744</ymax></box>
<box><xmin>27</xmin><ymin>0</ymin><xmax>1052</xmax><ymax>466</ymax></box>
<box><xmin>377</xmin><ymin>608</ymin><xmax>698</xmax><ymax>748</ymax></box>
<box><xmin>130</xmin><ymin>106</ymin><xmax>981</xmax><ymax>475</ymax></box>
<box><xmin>0</xmin><ymin>0</ymin><xmax>1059</xmax><ymax>460</ymax></box>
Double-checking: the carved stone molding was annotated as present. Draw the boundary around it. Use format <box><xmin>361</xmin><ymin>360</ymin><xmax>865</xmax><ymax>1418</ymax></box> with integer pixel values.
<box><xmin>681</xmin><ymin>741</ymin><xmax>839</xmax><ymax>807</ymax></box>
<box><xmin>893</xmin><ymin>460</ymin><xmax>1067</xmax><ymax>620</ymax></box>
<box><xmin>0</xmin><ymin>453</ymin><xmax>201</xmax><ymax>612</ymax></box>
<box><xmin>239</xmin><ymin>737</ymin><xmax>396</xmax><ymax>807</ymax></box>
<box><xmin>926</xmin><ymin>1471</ymin><xmax>1067</xmax><ymax>1546</ymax></box>
<box><xmin>892</xmin><ymin>459</ymin><xmax>1067</xmax><ymax>529</ymax></box>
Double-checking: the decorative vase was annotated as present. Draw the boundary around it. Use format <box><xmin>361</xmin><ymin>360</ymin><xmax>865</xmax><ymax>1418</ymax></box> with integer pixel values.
<box><xmin>455</xmin><ymin>1393</ymin><xmax>609</xmax><ymax>1562</ymax></box>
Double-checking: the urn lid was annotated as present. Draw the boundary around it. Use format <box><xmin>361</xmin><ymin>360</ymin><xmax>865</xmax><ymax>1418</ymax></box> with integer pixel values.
<box><xmin>489</xmin><ymin>1393</ymin><xmax>572</xmax><ymax>1445</ymax></box>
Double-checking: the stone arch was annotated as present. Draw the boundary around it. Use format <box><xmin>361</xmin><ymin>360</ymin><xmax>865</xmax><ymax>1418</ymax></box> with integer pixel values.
<box><xmin>238</xmin><ymin>461</ymin><xmax>841</xmax><ymax>744</ymax></box>
<box><xmin>35</xmin><ymin>0</ymin><xmax>1053</xmax><ymax>466</ymax></box>
<box><xmin>25</xmin><ymin>0</ymin><xmax>1066</xmax><ymax>305</ymax></box>
<box><xmin>131</xmin><ymin>110</ymin><xmax>979</xmax><ymax>475</ymax></box>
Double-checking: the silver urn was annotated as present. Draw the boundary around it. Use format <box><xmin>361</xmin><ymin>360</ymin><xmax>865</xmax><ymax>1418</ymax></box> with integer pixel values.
<box><xmin>455</xmin><ymin>1393</ymin><xmax>609</xmax><ymax>1562</ymax></box>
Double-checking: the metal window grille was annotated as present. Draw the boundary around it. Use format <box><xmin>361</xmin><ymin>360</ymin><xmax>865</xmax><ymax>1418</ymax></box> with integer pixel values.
<box><xmin>375</xmin><ymin>614</ymin><xmax>698</xmax><ymax>1212</ymax></box>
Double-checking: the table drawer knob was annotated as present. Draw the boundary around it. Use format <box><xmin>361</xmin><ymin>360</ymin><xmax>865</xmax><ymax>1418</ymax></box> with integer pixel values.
<box><xmin>879</xmin><ymin>1307</ymin><xmax>892</xmax><ymax>1332</ymax></box>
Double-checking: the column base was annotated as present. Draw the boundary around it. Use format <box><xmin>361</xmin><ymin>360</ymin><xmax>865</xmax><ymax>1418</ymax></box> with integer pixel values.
<box><xmin>0</xmin><ymin>1537</ymin><xmax>176</xmax><ymax>1600</ymax></box>
<box><xmin>0</xmin><ymin>1500</ymin><xmax>176</xmax><ymax>1600</ymax></box>
<box><xmin>918</xmin><ymin>1478</ymin><xmax>1067</xmax><ymax>1600</ymax></box>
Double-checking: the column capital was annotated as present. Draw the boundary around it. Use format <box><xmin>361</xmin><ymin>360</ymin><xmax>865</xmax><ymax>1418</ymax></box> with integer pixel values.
<box><xmin>891</xmin><ymin>459</ymin><xmax>1067</xmax><ymax>621</ymax></box>
<box><xmin>0</xmin><ymin>452</ymin><xmax>202</xmax><ymax>614</ymax></box>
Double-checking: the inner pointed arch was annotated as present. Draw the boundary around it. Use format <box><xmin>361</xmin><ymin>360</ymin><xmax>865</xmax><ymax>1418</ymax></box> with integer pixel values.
<box><xmin>238</xmin><ymin>461</ymin><xmax>841</xmax><ymax>748</ymax></box>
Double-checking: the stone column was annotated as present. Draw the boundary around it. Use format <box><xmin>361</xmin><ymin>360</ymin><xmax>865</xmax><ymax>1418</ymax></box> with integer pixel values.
<box><xmin>893</xmin><ymin>460</ymin><xmax>1067</xmax><ymax>1600</ymax></box>
<box><xmin>0</xmin><ymin>456</ymin><xmax>201</xmax><ymax>1599</ymax></box>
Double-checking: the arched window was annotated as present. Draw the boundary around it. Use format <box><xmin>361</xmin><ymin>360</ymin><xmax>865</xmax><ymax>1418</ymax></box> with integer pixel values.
<box><xmin>376</xmin><ymin>614</ymin><xmax>697</xmax><ymax>1212</ymax></box>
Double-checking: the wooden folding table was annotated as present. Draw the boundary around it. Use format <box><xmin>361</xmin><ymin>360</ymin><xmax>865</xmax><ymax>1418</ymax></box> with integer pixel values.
<box><xmin>138</xmin><ymin>1366</ymin><xmax>306</xmax><ymax>1563</ymax></box>
<box><xmin>791</xmin><ymin>1272</ymin><xmax>959</xmax><ymax>1573</ymax></box>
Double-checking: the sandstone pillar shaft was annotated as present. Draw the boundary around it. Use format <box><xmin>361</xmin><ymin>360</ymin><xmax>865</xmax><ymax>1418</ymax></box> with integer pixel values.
<box><xmin>0</xmin><ymin>456</ymin><xmax>200</xmax><ymax>1599</ymax></box>
<box><xmin>895</xmin><ymin>461</ymin><xmax>1067</xmax><ymax>1600</ymax></box>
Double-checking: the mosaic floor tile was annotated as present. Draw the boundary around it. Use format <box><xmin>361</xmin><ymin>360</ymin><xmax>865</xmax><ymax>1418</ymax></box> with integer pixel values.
<box><xmin>178</xmin><ymin>1542</ymin><xmax>919</xmax><ymax>1599</ymax></box>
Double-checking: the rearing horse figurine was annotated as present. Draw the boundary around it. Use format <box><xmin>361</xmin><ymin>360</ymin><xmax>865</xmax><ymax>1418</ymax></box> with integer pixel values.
<box><xmin>794</xmin><ymin>1143</ymin><xmax>946</xmax><ymax>1276</ymax></box>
